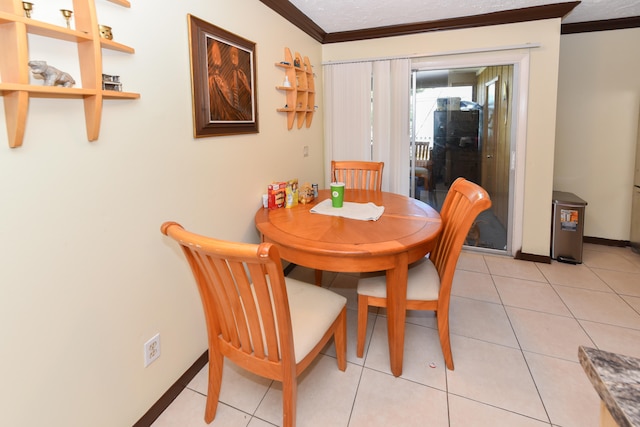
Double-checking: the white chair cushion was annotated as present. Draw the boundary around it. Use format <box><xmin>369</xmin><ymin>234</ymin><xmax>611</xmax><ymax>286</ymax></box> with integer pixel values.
<box><xmin>357</xmin><ymin>256</ymin><xmax>440</xmax><ymax>301</ymax></box>
<box><xmin>415</xmin><ymin>166</ymin><xmax>429</xmax><ymax>176</ymax></box>
<box><xmin>285</xmin><ymin>278</ymin><xmax>347</xmax><ymax>363</ymax></box>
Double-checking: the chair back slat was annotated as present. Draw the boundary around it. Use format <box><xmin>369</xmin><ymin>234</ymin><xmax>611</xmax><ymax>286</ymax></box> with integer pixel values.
<box><xmin>163</xmin><ymin>223</ymin><xmax>294</xmax><ymax>367</ymax></box>
<box><xmin>191</xmin><ymin>252</ymin><xmax>234</xmax><ymax>344</ymax></box>
<box><xmin>246</xmin><ymin>263</ymin><xmax>281</xmax><ymax>362</ymax></box>
<box><xmin>430</xmin><ymin>178</ymin><xmax>491</xmax><ymax>299</ymax></box>
<box><xmin>331</xmin><ymin>160</ymin><xmax>384</xmax><ymax>191</ymax></box>
<box><xmin>415</xmin><ymin>144</ymin><xmax>429</xmax><ymax>168</ymax></box>
<box><xmin>229</xmin><ymin>259</ymin><xmax>270</xmax><ymax>358</ymax></box>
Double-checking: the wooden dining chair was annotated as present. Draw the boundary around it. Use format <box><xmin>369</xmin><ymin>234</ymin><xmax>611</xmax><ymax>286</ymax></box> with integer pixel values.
<box><xmin>414</xmin><ymin>144</ymin><xmax>436</xmax><ymax>204</ymax></box>
<box><xmin>355</xmin><ymin>178</ymin><xmax>491</xmax><ymax>370</ymax></box>
<box><xmin>331</xmin><ymin>160</ymin><xmax>384</xmax><ymax>191</ymax></box>
<box><xmin>312</xmin><ymin>160</ymin><xmax>386</xmax><ymax>286</ymax></box>
<box><xmin>161</xmin><ymin>222</ymin><xmax>347</xmax><ymax>427</ymax></box>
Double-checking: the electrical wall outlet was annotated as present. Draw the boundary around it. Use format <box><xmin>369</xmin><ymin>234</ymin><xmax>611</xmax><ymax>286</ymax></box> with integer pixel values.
<box><xmin>144</xmin><ymin>333</ymin><xmax>160</xmax><ymax>367</ymax></box>
<box><xmin>303</xmin><ymin>145</ymin><xmax>309</xmax><ymax>157</ymax></box>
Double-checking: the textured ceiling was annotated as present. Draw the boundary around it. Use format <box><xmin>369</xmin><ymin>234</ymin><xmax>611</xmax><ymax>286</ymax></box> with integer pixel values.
<box><xmin>288</xmin><ymin>0</ymin><xmax>640</xmax><ymax>33</ymax></box>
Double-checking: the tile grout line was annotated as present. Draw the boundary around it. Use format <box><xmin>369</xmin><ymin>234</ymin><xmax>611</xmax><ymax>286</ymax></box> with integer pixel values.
<box><xmin>492</xmin><ymin>256</ymin><xmax>553</xmax><ymax>425</ymax></box>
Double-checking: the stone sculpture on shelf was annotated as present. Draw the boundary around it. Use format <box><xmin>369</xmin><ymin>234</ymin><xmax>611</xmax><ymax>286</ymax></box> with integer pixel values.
<box><xmin>28</xmin><ymin>60</ymin><xmax>75</xmax><ymax>87</ymax></box>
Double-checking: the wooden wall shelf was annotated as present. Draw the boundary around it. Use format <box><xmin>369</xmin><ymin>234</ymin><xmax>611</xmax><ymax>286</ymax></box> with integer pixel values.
<box><xmin>0</xmin><ymin>0</ymin><xmax>139</xmax><ymax>148</ymax></box>
<box><xmin>275</xmin><ymin>47</ymin><xmax>315</xmax><ymax>130</ymax></box>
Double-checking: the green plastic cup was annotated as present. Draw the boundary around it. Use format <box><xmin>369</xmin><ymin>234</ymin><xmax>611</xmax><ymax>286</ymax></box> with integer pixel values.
<box><xmin>330</xmin><ymin>182</ymin><xmax>345</xmax><ymax>207</ymax></box>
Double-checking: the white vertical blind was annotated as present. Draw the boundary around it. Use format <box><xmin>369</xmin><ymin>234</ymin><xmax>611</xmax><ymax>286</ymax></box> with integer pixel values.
<box><xmin>373</xmin><ymin>59</ymin><xmax>410</xmax><ymax>194</ymax></box>
<box><xmin>323</xmin><ymin>59</ymin><xmax>410</xmax><ymax>194</ymax></box>
<box><xmin>323</xmin><ymin>61</ymin><xmax>373</xmax><ymax>186</ymax></box>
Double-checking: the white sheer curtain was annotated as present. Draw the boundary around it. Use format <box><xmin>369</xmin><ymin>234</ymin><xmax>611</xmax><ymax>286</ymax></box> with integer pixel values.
<box><xmin>323</xmin><ymin>58</ymin><xmax>410</xmax><ymax>194</ymax></box>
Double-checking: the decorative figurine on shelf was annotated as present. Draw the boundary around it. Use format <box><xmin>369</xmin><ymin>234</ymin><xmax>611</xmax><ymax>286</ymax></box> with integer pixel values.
<box><xmin>60</xmin><ymin>9</ymin><xmax>73</xmax><ymax>29</ymax></box>
<box><xmin>22</xmin><ymin>2</ymin><xmax>33</xmax><ymax>18</ymax></box>
<box><xmin>28</xmin><ymin>61</ymin><xmax>75</xmax><ymax>87</ymax></box>
<box><xmin>102</xmin><ymin>74</ymin><xmax>122</xmax><ymax>91</ymax></box>
<box><xmin>99</xmin><ymin>25</ymin><xmax>113</xmax><ymax>40</ymax></box>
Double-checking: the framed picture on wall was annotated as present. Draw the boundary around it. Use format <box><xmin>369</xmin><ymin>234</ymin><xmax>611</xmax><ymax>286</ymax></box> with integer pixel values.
<box><xmin>187</xmin><ymin>14</ymin><xmax>258</xmax><ymax>137</ymax></box>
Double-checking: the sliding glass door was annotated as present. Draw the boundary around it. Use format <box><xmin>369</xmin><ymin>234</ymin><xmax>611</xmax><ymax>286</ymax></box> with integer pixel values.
<box><xmin>410</xmin><ymin>63</ymin><xmax>516</xmax><ymax>254</ymax></box>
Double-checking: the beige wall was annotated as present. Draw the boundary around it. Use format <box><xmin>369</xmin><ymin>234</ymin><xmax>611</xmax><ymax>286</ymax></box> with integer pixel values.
<box><xmin>555</xmin><ymin>28</ymin><xmax>640</xmax><ymax>241</ymax></box>
<box><xmin>2</xmin><ymin>0</ymin><xmax>637</xmax><ymax>424</ymax></box>
<box><xmin>323</xmin><ymin>19</ymin><xmax>563</xmax><ymax>256</ymax></box>
<box><xmin>0</xmin><ymin>1</ymin><xmax>323</xmax><ymax>425</ymax></box>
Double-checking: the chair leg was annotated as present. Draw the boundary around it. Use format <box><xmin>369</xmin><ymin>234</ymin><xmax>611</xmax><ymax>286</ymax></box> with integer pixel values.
<box><xmin>334</xmin><ymin>308</ymin><xmax>347</xmax><ymax>371</ymax></box>
<box><xmin>281</xmin><ymin>375</ymin><xmax>297</xmax><ymax>427</ymax></box>
<box><xmin>436</xmin><ymin>310</ymin><xmax>454</xmax><ymax>370</ymax></box>
<box><xmin>356</xmin><ymin>295</ymin><xmax>368</xmax><ymax>358</ymax></box>
<box><xmin>314</xmin><ymin>269</ymin><xmax>323</xmax><ymax>286</ymax></box>
<box><xmin>204</xmin><ymin>349</ymin><xmax>224</xmax><ymax>423</ymax></box>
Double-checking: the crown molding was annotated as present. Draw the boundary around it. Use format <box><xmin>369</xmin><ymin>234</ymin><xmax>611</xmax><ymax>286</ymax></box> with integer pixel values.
<box><xmin>323</xmin><ymin>2</ymin><xmax>580</xmax><ymax>43</ymax></box>
<box><xmin>259</xmin><ymin>0</ymin><xmax>326</xmax><ymax>42</ymax></box>
<box><xmin>261</xmin><ymin>1</ymin><xmax>639</xmax><ymax>43</ymax></box>
<box><xmin>261</xmin><ymin>1</ymin><xmax>590</xmax><ymax>44</ymax></box>
<box><xmin>561</xmin><ymin>15</ymin><xmax>640</xmax><ymax>34</ymax></box>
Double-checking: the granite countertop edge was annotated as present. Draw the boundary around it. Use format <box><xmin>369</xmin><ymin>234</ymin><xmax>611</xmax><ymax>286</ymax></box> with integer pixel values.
<box><xmin>578</xmin><ymin>345</ymin><xmax>640</xmax><ymax>427</ymax></box>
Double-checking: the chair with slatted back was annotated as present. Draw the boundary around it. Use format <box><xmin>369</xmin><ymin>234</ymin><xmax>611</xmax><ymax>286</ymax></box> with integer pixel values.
<box><xmin>414</xmin><ymin>143</ymin><xmax>429</xmax><ymax>177</ymax></box>
<box><xmin>331</xmin><ymin>160</ymin><xmax>384</xmax><ymax>191</ymax></box>
<box><xmin>161</xmin><ymin>222</ymin><xmax>347</xmax><ymax>427</ymax></box>
<box><xmin>414</xmin><ymin>144</ymin><xmax>436</xmax><ymax>204</ymax></box>
<box><xmin>356</xmin><ymin>178</ymin><xmax>491</xmax><ymax>370</ymax></box>
<box><xmin>312</xmin><ymin>160</ymin><xmax>385</xmax><ymax>286</ymax></box>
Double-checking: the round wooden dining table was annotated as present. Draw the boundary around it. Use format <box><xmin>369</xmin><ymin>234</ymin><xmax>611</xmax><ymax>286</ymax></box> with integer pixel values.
<box><xmin>255</xmin><ymin>189</ymin><xmax>442</xmax><ymax>377</ymax></box>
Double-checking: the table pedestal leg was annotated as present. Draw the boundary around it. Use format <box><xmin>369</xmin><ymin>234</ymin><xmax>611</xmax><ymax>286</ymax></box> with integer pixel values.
<box><xmin>386</xmin><ymin>252</ymin><xmax>408</xmax><ymax>377</ymax></box>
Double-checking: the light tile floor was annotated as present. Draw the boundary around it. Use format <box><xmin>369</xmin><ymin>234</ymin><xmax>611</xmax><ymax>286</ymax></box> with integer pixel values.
<box><xmin>151</xmin><ymin>244</ymin><xmax>640</xmax><ymax>427</ymax></box>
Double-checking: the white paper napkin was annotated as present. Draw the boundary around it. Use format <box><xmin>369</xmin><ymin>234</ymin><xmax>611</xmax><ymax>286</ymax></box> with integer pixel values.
<box><xmin>310</xmin><ymin>199</ymin><xmax>385</xmax><ymax>221</ymax></box>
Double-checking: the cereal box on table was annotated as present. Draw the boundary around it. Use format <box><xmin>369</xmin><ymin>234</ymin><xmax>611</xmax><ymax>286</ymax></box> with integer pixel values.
<box><xmin>268</xmin><ymin>182</ymin><xmax>286</xmax><ymax>209</ymax></box>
